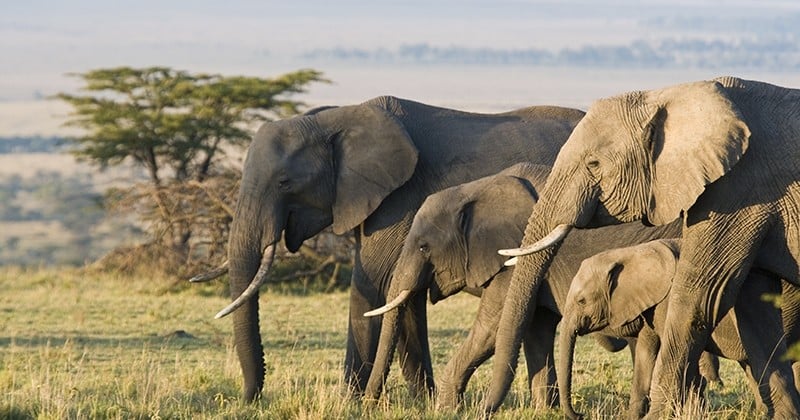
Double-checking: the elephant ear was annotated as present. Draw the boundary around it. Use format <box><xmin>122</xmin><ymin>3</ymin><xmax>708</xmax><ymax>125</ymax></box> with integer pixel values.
<box><xmin>608</xmin><ymin>240</ymin><xmax>678</xmax><ymax>329</ymax></box>
<box><xmin>639</xmin><ymin>81</ymin><xmax>751</xmax><ymax>225</ymax></box>
<box><xmin>461</xmin><ymin>171</ymin><xmax>541</xmax><ymax>289</ymax></box>
<box><xmin>318</xmin><ymin>104</ymin><xmax>419</xmax><ymax>234</ymax></box>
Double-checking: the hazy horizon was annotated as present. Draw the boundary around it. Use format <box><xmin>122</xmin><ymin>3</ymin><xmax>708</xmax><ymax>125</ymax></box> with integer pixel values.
<box><xmin>3</xmin><ymin>0</ymin><xmax>800</xmax><ymax>136</ymax></box>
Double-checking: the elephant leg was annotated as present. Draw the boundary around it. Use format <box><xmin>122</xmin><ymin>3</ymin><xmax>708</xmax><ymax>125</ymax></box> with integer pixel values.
<box><xmin>646</xmin><ymin>221</ymin><xmax>764</xmax><ymax>418</ymax></box>
<box><xmin>779</xmin><ymin>281</ymin><xmax>800</xmax><ymax>391</ymax></box>
<box><xmin>629</xmin><ymin>327</ymin><xmax>659</xmax><ymax>419</ymax></box>
<box><xmin>344</xmin><ymin>263</ymin><xmax>383</xmax><ymax>396</ymax></box>
<box><xmin>698</xmin><ymin>351</ymin><xmax>722</xmax><ymax>387</ymax></box>
<box><xmin>646</xmin><ymin>284</ymin><xmax>724</xmax><ymax>418</ymax></box>
<box><xmin>734</xmin><ymin>274</ymin><xmax>800</xmax><ymax>419</ymax></box>
<box><xmin>523</xmin><ymin>309</ymin><xmax>559</xmax><ymax>410</ymax></box>
<box><xmin>794</xmin><ymin>363</ymin><xmax>800</xmax><ymax>394</ymax></box>
<box><xmin>396</xmin><ymin>291</ymin><xmax>435</xmax><ymax>398</ymax></box>
<box><xmin>437</xmin><ymin>294</ymin><xmax>500</xmax><ymax>409</ymax></box>
<box><xmin>346</xmin><ymin>233</ymin><xmax>434</xmax><ymax>398</ymax></box>
<box><xmin>741</xmin><ymin>362</ymin><xmax>768</xmax><ymax>413</ymax></box>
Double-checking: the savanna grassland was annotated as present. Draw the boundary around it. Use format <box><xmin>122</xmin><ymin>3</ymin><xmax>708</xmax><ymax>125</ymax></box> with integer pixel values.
<box><xmin>0</xmin><ymin>267</ymin><xmax>759</xmax><ymax>419</ymax></box>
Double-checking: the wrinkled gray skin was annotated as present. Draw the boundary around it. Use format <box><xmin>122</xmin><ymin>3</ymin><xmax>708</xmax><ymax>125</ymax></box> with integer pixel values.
<box><xmin>558</xmin><ymin>239</ymin><xmax>800</xmax><ymax>419</ymax></box>
<box><xmin>225</xmin><ymin>96</ymin><xmax>585</xmax><ymax>401</ymax></box>
<box><xmin>364</xmin><ymin>162</ymin><xmax>683</xmax><ymax>408</ymax></box>
<box><xmin>485</xmin><ymin>77</ymin><xmax>800</xmax><ymax>416</ymax></box>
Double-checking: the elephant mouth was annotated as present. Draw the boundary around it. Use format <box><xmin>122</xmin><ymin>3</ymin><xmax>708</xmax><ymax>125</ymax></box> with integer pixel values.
<box><xmin>428</xmin><ymin>273</ymin><xmax>462</xmax><ymax>304</ymax></box>
<box><xmin>284</xmin><ymin>211</ymin><xmax>303</xmax><ymax>252</ymax></box>
<box><xmin>284</xmin><ymin>208</ymin><xmax>333</xmax><ymax>252</ymax></box>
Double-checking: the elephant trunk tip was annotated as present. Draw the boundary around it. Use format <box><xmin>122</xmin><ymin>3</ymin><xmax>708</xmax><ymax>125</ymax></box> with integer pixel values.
<box><xmin>363</xmin><ymin>290</ymin><xmax>411</xmax><ymax>317</ymax></box>
<box><xmin>498</xmin><ymin>224</ymin><xmax>572</xmax><ymax>257</ymax></box>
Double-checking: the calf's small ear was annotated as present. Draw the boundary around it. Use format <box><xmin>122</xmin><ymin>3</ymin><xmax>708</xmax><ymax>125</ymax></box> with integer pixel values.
<box><xmin>608</xmin><ymin>241</ymin><xmax>677</xmax><ymax>328</ymax></box>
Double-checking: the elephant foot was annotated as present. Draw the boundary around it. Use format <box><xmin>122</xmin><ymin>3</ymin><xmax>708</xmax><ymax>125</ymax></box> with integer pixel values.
<box><xmin>563</xmin><ymin>407</ymin><xmax>584</xmax><ymax>420</ymax></box>
<box><xmin>640</xmin><ymin>405</ymin><xmax>664</xmax><ymax>420</ymax></box>
<box><xmin>436</xmin><ymin>389</ymin><xmax>463</xmax><ymax>410</ymax></box>
<box><xmin>531</xmin><ymin>385</ymin><xmax>559</xmax><ymax>410</ymax></box>
<box><xmin>626</xmin><ymin>405</ymin><xmax>647</xmax><ymax>420</ymax></box>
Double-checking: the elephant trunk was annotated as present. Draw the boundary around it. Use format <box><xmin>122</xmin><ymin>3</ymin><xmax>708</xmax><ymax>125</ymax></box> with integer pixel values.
<box><xmin>363</xmin><ymin>300</ymin><xmax>404</xmax><ymax>400</ymax></box>
<box><xmin>483</xmin><ymin>243</ymin><xmax>561</xmax><ymax>413</ymax></box>
<box><xmin>225</xmin><ymin>201</ymin><xmax>282</xmax><ymax>401</ymax></box>
<box><xmin>558</xmin><ymin>319</ymin><xmax>583</xmax><ymax>419</ymax></box>
<box><xmin>363</xmin><ymin>249</ymin><xmax>429</xmax><ymax>400</ymax></box>
<box><xmin>483</xmin><ymin>170</ymin><xmax>588</xmax><ymax>414</ymax></box>
<box><xmin>227</xmin><ymin>243</ymin><xmax>267</xmax><ymax>401</ymax></box>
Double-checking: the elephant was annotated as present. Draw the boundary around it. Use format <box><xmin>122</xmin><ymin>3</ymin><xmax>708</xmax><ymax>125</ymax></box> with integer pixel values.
<box><xmin>483</xmin><ymin>77</ymin><xmax>800</xmax><ymax>417</ymax></box>
<box><xmin>198</xmin><ymin>95</ymin><xmax>586</xmax><ymax>401</ymax></box>
<box><xmin>362</xmin><ymin>162</ymin><xmax>685</xmax><ymax>408</ymax></box>
<box><xmin>557</xmin><ymin>239</ymin><xmax>800</xmax><ymax>419</ymax></box>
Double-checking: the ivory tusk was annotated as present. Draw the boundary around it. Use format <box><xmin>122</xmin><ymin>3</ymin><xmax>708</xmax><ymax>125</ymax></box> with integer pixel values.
<box><xmin>188</xmin><ymin>260</ymin><xmax>230</xmax><ymax>282</ymax></box>
<box><xmin>503</xmin><ymin>257</ymin><xmax>518</xmax><ymax>267</ymax></box>
<box><xmin>363</xmin><ymin>290</ymin><xmax>412</xmax><ymax>317</ymax></box>
<box><xmin>214</xmin><ymin>244</ymin><xmax>276</xmax><ymax>319</ymax></box>
<box><xmin>498</xmin><ymin>224</ymin><xmax>573</xmax><ymax>257</ymax></box>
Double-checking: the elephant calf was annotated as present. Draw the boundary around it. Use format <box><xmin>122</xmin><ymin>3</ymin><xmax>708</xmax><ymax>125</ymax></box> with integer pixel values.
<box><xmin>363</xmin><ymin>162</ymin><xmax>685</xmax><ymax>408</ymax></box>
<box><xmin>558</xmin><ymin>238</ymin><xmax>800</xmax><ymax>419</ymax></box>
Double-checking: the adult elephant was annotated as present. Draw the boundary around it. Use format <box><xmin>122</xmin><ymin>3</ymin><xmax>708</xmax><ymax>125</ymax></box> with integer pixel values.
<box><xmin>483</xmin><ymin>77</ymin><xmax>800</xmax><ymax>416</ymax></box>
<box><xmin>363</xmin><ymin>162</ymin><xmax>681</xmax><ymax>408</ymax></box>
<box><xmin>205</xmin><ymin>96</ymin><xmax>585</xmax><ymax>401</ymax></box>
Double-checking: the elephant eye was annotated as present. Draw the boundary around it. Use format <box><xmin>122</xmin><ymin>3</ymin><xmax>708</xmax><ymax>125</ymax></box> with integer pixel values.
<box><xmin>278</xmin><ymin>178</ymin><xmax>291</xmax><ymax>191</ymax></box>
<box><xmin>576</xmin><ymin>297</ymin><xmax>586</xmax><ymax>306</ymax></box>
<box><xmin>419</xmin><ymin>244</ymin><xmax>430</xmax><ymax>254</ymax></box>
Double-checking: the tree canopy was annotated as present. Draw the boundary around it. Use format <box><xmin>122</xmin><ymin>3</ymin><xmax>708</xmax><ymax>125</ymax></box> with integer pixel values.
<box><xmin>56</xmin><ymin>66</ymin><xmax>328</xmax><ymax>185</ymax></box>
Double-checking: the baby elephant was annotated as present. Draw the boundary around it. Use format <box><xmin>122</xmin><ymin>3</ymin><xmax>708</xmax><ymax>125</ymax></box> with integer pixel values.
<box><xmin>558</xmin><ymin>239</ymin><xmax>800</xmax><ymax>419</ymax></box>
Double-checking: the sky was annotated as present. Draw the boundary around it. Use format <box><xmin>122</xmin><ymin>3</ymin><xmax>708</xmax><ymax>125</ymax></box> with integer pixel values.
<box><xmin>2</xmin><ymin>0</ymin><xmax>800</xmax><ymax>135</ymax></box>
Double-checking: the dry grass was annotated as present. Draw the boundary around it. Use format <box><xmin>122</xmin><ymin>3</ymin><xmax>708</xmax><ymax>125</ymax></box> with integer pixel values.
<box><xmin>0</xmin><ymin>267</ymin><xmax>758</xmax><ymax>419</ymax></box>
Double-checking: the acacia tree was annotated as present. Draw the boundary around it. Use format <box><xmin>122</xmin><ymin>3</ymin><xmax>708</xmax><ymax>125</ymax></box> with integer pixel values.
<box><xmin>57</xmin><ymin>67</ymin><xmax>328</xmax><ymax>269</ymax></box>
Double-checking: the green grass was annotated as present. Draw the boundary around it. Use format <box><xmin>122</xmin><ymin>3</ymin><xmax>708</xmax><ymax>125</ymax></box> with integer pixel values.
<box><xmin>0</xmin><ymin>267</ymin><xmax>759</xmax><ymax>419</ymax></box>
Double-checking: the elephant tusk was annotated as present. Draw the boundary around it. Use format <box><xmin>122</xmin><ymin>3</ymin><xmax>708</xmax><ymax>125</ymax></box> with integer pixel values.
<box><xmin>214</xmin><ymin>244</ymin><xmax>276</xmax><ymax>319</ymax></box>
<box><xmin>363</xmin><ymin>290</ymin><xmax>412</xmax><ymax>317</ymax></box>
<box><xmin>503</xmin><ymin>257</ymin><xmax>518</xmax><ymax>267</ymax></box>
<box><xmin>188</xmin><ymin>260</ymin><xmax>229</xmax><ymax>282</ymax></box>
<box><xmin>498</xmin><ymin>224</ymin><xmax>573</xmax><ymax>257</ymax></box>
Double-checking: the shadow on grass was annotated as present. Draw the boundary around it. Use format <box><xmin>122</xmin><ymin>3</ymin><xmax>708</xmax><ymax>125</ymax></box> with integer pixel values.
<box><xmin>428</xmin><ymin>328</ymin><xmax>470</xmax><ymax>341</ymax></box>
<box><xmin>1</xmin><ymin>330</ymin><xmax>350</xmax><ymax>353</ymax></box>
<box><xmin>0</xmin><ymin>332</ymin><xmax>212</xmax><ymax>351</ymax></box>
<box><xmin>0</xmin><ymin>405</ymin><xmax>35</xmax><ymax>420</ymax></box>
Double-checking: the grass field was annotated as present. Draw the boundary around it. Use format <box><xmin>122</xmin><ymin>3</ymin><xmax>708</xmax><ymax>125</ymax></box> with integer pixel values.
<box><xmin>0</xmin><ymin>267</ymin><xmax>759</xmax><ymax>419</ymax></box>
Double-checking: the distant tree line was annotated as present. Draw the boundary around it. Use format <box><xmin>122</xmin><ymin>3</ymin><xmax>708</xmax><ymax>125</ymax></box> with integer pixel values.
<box><xmin>0</xmin><ymin>136</ymin><xmax>66</xmax><ymax>154</ymax></box>
<box><xmin>301</xmin><ymin>37</ymin><xmax>800</xmax><ymax>70</ymax></box>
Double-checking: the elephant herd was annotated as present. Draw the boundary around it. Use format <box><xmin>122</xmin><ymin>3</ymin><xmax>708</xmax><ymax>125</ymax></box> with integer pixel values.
<box><xmin>192</xmin><ymin>76</ymin><xmax>800</xmax><ymax>418</ymax></box>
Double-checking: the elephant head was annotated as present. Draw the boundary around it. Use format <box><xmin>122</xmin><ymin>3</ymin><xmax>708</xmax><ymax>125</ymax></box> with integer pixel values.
<box><xmin>362</xmin><ymin>163</ymin><xmax>550</xmax><ymax>399</ymax></box>
<box><xmin>485</xmin><ymin>79</ymin><xmax>751</xmax><ymax>412</ymax></box>
<box><xmin>224</xmin><ymin>103</ymin><xmax>418</xmax><ymax>401</ymax></box>
<box><xmin>557</xmin><ymin>239</ymin><xmax>678</xmax><ymax>418</ymax></box>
